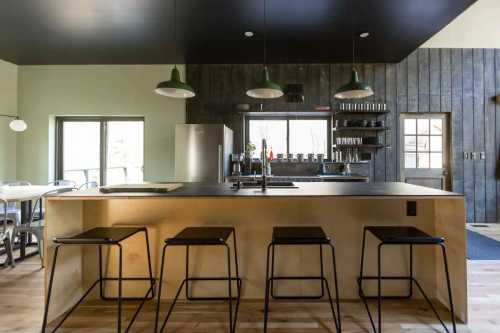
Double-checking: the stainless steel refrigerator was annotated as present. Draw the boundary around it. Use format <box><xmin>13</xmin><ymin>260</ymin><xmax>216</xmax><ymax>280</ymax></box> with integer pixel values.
<box><xmin>175</xmin><ymin>124</ymin><xmax>234</xmax><ymax>183</ymax></box>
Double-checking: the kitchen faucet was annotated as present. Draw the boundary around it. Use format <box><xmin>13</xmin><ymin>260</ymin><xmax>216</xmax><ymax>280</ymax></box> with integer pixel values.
<box><xmin>261</xmin><ymin>138</ymin><xmax>267</xmax><ymax>191</ymax></box>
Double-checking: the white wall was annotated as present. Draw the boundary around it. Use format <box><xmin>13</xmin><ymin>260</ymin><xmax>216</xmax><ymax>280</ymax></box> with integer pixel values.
<box><xmin>17</xmin><ymin>65</ymin><xmax>186</xmax><ymax>184</ymax></box>
<box><xmin>0</xmin><ymin>59</ymin><xmax>18</xmax><ymax>180</ymax></box>
<box><xmin>422</xmin><ymin>0</ymin><xmax>500</xmax><ymax>48</ymax></box>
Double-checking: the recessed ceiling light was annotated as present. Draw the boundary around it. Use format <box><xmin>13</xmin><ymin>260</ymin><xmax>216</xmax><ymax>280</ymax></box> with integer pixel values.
<box><xmin>244</xmin><ymin>31</ymin><xmax>254</xmax><ymax>37</ymax></box>
<box><xmin>359</xmin><ymin>32</ymin><xmax>370</xmax><ymax>38</ymax></box>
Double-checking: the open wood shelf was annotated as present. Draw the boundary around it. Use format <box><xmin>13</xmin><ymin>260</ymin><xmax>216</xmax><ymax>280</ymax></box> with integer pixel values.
<box><xmin>334</xmin><ymin>110</ymin><xmax>389</xmax><ymax>116</ymax></box>
<box><xmin>333</xmin><ymin>127</ymin><xmax>389</xmax><ymax>132</ymax></box>
<box><xmin>333</xmin><ymin>144</ymin><xmax>387</xmax><ymax>149</ymax></box>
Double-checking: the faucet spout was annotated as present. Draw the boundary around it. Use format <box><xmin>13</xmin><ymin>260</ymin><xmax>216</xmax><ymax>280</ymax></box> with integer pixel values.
<box><xmin>261</xmin><ymin>139</ymin><xmax>267</xmax><ymax>191</ymax></box>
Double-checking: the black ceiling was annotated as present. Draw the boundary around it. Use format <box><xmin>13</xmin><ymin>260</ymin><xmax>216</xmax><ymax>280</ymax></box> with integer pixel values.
<box><xmin>0</xmin><ymin>0</ymin><xmax>476</xmax><ymax>65</ymax></box>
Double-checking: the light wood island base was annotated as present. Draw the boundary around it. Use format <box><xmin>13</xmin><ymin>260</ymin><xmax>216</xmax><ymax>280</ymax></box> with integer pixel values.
<box><xmin>43</xmin><ymin>183</ymin><xmax>467</xmax><ymax>327</ymax></box>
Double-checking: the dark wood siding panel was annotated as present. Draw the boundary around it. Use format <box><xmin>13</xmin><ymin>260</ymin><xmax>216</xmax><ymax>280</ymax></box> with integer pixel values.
<box><xmin>386</xmin><ymin>63</ymin><xmax>397</xmax><ymax>181</ymax></box>
<box><xmin>440</xmin><ymin>49</ymin><xmax>452</xmax><ymax>113</ymax></box>
<box><xmin>396</xmin><ymin>58</ymin><xmax>408</xmax><ymax>181</ymax></box>
<box><xmin>430</xmin><ymin>48</ymin><xmax>441</xmax><ymax>112</ymax></box>
<box><xmin>407</xmin><ymin>50</ymin><xmax>419</xmax><ymax>112</ymax></box>
<box><xmin>462</xmin><ymin>49</ymin><xmax>475</xmax><ymax>223</ymax></box>
<box><xmin>484</xmin><ymin>49</ymin><xmax>497</xmax><ymax>222</ymax></box>
<box><xmin>451</xmin><ymin>49</ymin><xmax>464</xmax><ymax>195</ymax></box>
<box><xmin>374</xmin><ymin>64</ymin><xmax>386</xmax><ymax>182</ymax></box>
<box><xmin>495</xmin><ymin>50</ymin><xmax>500</xmax><ymax>221</ymax></box>
<box><xmin>473</xmin><ymin>49</ymin><xmax>486</xmax><ymax>223</ymax></box>
<box><xmin>418</xmin><ymin>48</ymin><xmax>430</xmax><ymax>112</ymax></box>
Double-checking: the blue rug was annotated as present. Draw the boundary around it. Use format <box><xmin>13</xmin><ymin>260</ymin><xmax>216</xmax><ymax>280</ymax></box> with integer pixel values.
<box><xmin>467</xmin><ymin>229</ymin><xmax>500</xmax><ymax>260</ymax></box>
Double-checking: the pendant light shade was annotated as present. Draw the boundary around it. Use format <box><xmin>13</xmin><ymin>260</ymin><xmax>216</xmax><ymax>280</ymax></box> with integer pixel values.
<box><xmin>246</xmin><ymin>66</ymin><xmax>284</xmax><ymax>99</ymax></box>
<box><xmin>1</xmin><ymin>114</ymin><xmax>28</xmax><ymax>132</ymax></box>
<box><xmin>155</xmin><ymin>66</ymin><xmax>195</xmax><ymax>98</ymax></box>
<box><xmin>334</xmin><ymin>68</ymin><xmax>374</xmax><ymax>99</ymax></box>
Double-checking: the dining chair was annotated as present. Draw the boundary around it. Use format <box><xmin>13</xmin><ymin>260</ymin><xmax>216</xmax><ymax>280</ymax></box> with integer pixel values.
<box><xmin>0</xmin><ymin>181</ymin><xmax>32</xmax><ymax>226</ymax></box>
<box><xmin>1</xmin><ymin>198</ymin><xmax>15</xmax><ymax>268</ymax></box>
<box><xmin>78</xmin><ymin>181</ymin><xmax>98</xmax><ymax>190</ymax></box>
<box><xmin>11</xmin><ymin>187</ymin><xmax>77</xmax><ymax>267</ymax></box>
<box><xmin>48</xmin><ymin>180</ymin><xmax>77</xmax><ymax>187</ymax></box>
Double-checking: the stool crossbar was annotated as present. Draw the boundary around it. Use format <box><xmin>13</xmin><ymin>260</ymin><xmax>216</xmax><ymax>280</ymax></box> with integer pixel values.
<box><xmin>358</xmin><ymin>226</ymin><xmax>456</xmax><ymax>333</ymax></box>
<box><xmin>41</xmin><ymin>227</ymin><xmax>155</xmax><ymax>333</ymax></box>
<box><xmin>155</xmin><ymin>227</ymin><xmax>241</xmax><ymax>333</ymax></box>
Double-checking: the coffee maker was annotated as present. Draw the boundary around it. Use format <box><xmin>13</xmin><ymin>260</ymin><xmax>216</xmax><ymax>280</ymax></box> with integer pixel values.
<box><xmin>231</xmin><ymin>153</ymin><xmax>244</xmax><ymax>176</ymax></box>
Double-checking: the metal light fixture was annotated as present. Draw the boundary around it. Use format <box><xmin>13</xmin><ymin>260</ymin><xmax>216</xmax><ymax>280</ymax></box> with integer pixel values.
<box><xmin>334</xmin><ymin>33</ymin><xmax>374</xmax><ymax>99</ymax></box>
<box><xmin>246</xmin><ymin>0</ymin><xmax>283</xmax><ymax>99</ymax></box>
<box><xmin>1</xmin><ymin>114</ymin><xmax>27</xmax><ymax>132</ymax></box>
<box><xmin>154</xmin><ymin>0</ymin><xmax>195</xmax><ymax>98</ymax></box>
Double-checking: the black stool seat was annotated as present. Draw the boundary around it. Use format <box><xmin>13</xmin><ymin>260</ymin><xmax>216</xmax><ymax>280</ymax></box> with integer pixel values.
<box><xmin>165</xmin><ymin>227</ymin><xmax>234</xmax><ymax>245</ymax></box>
<box><xmin>366</xmin><ymin>226</ymin><xmax>444</xmax><ymax>244</ymax></box>
<box><xmin>54</xmin><ymin>227</ymin><xmax>145</xmax><ymax>244</ymax></box>
<box><xmin>272</xmin><ymin>226</ymin><xmax>330</xmax><ymax>244</ymax></box>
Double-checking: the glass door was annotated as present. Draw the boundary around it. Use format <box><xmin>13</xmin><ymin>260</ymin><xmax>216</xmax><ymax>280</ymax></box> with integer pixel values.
<box><xmin>400</xmin><ymin>113</ymin><xmax>450</xmax><ymax>190</ymax></box>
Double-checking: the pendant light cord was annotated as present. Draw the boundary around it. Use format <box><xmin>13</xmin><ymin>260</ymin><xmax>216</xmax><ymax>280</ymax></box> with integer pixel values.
<box><xmin>263</xmin><ymin>0</ymin><xmax>267</xmax><ymax>65</ymax></box>
<box><xmin>351</xmin><ymin>0</ymin><xmax>355</xmax><ymax>69</ymax></box>
<box><xmin>173</xmin><ymin>0</ymin><xmax>177</xmax><ymax>68</ymax></box>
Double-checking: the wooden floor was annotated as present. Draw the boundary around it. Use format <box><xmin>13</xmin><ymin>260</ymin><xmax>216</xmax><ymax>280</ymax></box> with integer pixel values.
<box><xmin>2</xmin><ymin>228</ymin><xmax>500</xmax><ymax>333</ymax></box>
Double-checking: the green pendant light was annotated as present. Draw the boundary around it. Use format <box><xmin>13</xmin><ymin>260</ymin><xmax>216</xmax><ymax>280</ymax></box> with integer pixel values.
<box><xmin>155</xmin><ymin>0</ymin><xmax>195</xmax><ymax>98</ymax></box>
<box><xmin>246</xmin><ymin>0</ymin><xmax>283</xmax><ymax>99</ymax></box>
<box><xmin>155</xmin><ymin>66</ymin><xmax>195</xmax><ymax>98</ymax></box>
<box><xmin>334</xmin><ymin>21</ymin><xmax>373</xmax><ymax>99</ymax></box>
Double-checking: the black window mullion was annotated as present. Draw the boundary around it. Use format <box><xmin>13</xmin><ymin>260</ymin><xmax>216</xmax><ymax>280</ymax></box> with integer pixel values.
<box><xmin>100</xmin><ymin>120</ymin><xmax>107</xmax><ymax>186</ymax></box>
<box><xmin>286</xmin><ymin>119</ymin><xmax>290</xmax><ymax>155</ymax></box>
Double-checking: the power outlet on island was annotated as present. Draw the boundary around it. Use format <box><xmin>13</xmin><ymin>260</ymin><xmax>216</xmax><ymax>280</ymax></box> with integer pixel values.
<box><xmin>407</xmin><ymin>201</ymin><xmax>417</xmax><ymax>216</ymax></box>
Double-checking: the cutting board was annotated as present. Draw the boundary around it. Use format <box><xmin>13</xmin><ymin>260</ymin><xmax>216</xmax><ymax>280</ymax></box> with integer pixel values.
<box><xmin>99</xmin><ymin>183</ymin><xmax>183</xmax><ymax>194</ymax></box>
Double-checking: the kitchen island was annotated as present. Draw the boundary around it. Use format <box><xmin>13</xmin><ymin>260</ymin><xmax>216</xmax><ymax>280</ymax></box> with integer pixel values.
<box><xmin>43</xmin><ymin>182</ymin><xmax>466</xmax><ymax>324</ymax></box>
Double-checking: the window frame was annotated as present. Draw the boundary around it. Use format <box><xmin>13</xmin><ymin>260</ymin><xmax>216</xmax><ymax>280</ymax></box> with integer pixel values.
<box><xmin>55</xmin><ymin>116</ymin><xmax>145</xmax><ymax>186</ymax></box>
<box><xmin>244</xmin><ymin>115</ymin><xmax>331</xmax><ymax>159</ymax></box>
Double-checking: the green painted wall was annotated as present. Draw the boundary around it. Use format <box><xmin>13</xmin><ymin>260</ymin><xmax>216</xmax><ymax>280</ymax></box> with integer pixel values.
<box><xmin>17</xmin><ymin>65</ymin><xmax>186</xmax><ymax>184</ymax></box>
<box><xmin>0</xmin><ymin>59</ymin><xmax>18</xmax><ymax>180</ymax></box>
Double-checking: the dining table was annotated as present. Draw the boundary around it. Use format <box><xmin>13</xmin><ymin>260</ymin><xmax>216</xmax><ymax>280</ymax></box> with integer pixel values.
<box><xmin>0</xmin><ymin>185</ymin><xmax>66</xmax><ymax>261</ymax></box>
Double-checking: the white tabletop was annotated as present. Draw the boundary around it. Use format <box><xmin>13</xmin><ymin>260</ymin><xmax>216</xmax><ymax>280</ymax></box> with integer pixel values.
<box><xmin>0</xmin><ymin>185</ymin><xmax>66</xmax><ymax>202</ymax></box>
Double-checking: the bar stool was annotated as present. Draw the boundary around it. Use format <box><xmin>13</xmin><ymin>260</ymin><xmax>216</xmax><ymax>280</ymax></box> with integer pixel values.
<box><xmin>358</xmin><ymin>226</ymin><xmax>456</xmax><ymax>333</ymax></box>
<box><xmin>41</xmin><ymin>227</ymin><xmax>155</xmax><ymax>333</ymax></box>
<box><xmin>155</xmin><ymin>227</ymin><xmax>241</xmax><ymax>333</ymax></box>
<box><xmin>263</xmin><ymin>226</ymin><xmax>341</xmax><ymax>333</ymax></box>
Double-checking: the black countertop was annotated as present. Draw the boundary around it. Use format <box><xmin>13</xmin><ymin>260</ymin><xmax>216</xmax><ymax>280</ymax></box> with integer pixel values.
<box><xmin>52</xmin><ymin>182</ymin><xmax>463</xmax><ymax>199</ymax></box>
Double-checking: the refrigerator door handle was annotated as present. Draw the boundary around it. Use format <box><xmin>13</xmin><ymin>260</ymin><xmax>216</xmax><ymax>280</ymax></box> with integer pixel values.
<box><xmin>218</xmin><ymin>144</ymin><xmax>223</xmax><ymax>184</ymax></box>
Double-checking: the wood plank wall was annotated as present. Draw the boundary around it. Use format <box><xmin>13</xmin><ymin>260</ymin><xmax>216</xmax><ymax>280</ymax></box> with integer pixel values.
<box><xmin>186</xmin><ymin>48</ymin><xmax>500</xmax><ymax>223</ymax></box>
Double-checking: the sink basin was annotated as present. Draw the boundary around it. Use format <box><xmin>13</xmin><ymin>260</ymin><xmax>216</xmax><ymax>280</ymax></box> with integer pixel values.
<box><xmin>232</xmin><ymin>181</ymin><xmax>298</xmax><ymax>189</ymax></box>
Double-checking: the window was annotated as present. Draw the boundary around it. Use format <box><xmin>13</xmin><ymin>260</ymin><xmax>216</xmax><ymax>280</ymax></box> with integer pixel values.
<box><xmin>403</xmin><ymin>117</ymin><xmax>443</xmax><ymax>169</ymax></box>
<box><xmin>246</xmin><ymin>117</ymin><xmax>329</xmax><ymax>157</ymax></box>
<box><xmin>56</xmin><ymin>117</ymin><xmax>144</xmax><ymax>186</ymax></box>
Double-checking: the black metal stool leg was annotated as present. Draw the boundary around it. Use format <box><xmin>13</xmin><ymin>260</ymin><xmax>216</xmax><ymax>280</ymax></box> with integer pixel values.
<box><xmin>144</xmin><ymin>229</ymin><xmax>155</xmax><ymax>297</ymax></box>
<box><xmin>263</xmin><ymin>243</ymin><xmax>272</xmax><ymax>333</ymax></box>
<box><xmin>99</xmin><ymin>245</ymin><xmax>104</xmax><ymax>299</ymax></box>
<box><xmin>41</xmin><ymin>245</ymin><xmax>60</xmax><ymax>333</ymax></box>
<box><xmin>320</xmin><ymin>244</ymin><xmax>325</xmax><ymax>297</ymax></box>
<box><xmin>225</xmin><ymin>243</ymin><xmax>234</xmax><ymax>333</ymax></box>
<box><xmin>270</xmin><ymin>243</ymin><xmax>275</xmax><ymax>296</ymax></box>
<box><xmin>185</xmin><ymin>245</ymin><xmax>190</xmax><ymax>298</ymax></box>
<box><xmin>231</xmin><ymin>229</ymin><xmax>241</xmax><ymax>333</ymax></box>
<box><xmin>154</xmin><ymin>244</ymin><xmax>168</xmax><ymax>333</ymax></box>
<box><xmin>328</xmin><ymin>243</ymin><xmax>341</xmax><ymax>333</ymax></box>
<box><xmin>440</xmin><ymin>244</ymin><xmax>457</xmax><ymax>333</ymax></box>
<box><xmin>377</xmin><ymin>243</ymin><xmax>383</xmax><ymax>333</ymax></box>
<box><xmin>117</xmin><ymin>244</ymin><xmax>123</xmax><ymax>333</ymax></box>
